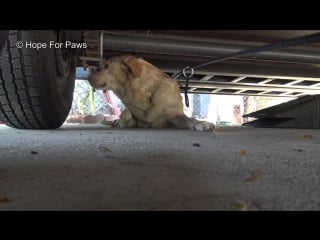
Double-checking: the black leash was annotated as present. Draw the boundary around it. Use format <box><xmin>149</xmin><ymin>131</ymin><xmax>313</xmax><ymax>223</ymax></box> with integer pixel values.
<box><xmin>182</xmin><ymin>67</ymin><xmax>194</xmax><ymax>107</ymax></box>
<box><xmin>172</xmin><ymin>32</ymin><xmax>320</xmax><ymax>107</ymax></box>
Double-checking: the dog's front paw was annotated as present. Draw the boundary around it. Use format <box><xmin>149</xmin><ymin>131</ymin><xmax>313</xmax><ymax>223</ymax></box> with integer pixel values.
<box><xmin>192</xmin><ymin>121</ymin><xmax>215</xmax><ymax>131</ymax></box>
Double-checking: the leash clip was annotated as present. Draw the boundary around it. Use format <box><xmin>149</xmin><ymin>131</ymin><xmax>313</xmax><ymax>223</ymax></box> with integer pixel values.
<box><xmin>182</xmin><ymin>66</ymin><xmax>194</xmax><ymax>78</ymax></box>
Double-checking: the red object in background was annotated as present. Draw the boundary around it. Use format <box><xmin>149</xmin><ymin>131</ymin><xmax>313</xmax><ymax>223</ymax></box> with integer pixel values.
<box><xmin>233</xmin><ymin>104</ymin><xmax>242</xmax><ymax>124</ymax></box>
<box><xmin>102</xmin><ymin>90</ymin><xmax>121</xmax><ymax>118</ymax></box>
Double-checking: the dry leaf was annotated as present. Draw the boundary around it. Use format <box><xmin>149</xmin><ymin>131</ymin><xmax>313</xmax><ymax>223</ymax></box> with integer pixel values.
<box><xmin>240</xmin><ymin>149</ymin><xmax>247</xmax><ymax>156</ymax></box>
<box><xmin>0</xmin><ymin>197</ymin><xmax>12</xmax><ymax>204</ymax></box>
<box><xmin>234</xmin><ymin>201</ymin><xmax>248</xmax><ymax>211</ymax></box>
<box><xmin>98</xmin><ymin>146</ymin><xmax>112</xmax><ymax>153</ymax></box>
<box><xmin>244</xmin><ymin>168</ymin><xmax>261</xmax><ymax>183</ymax></box>
<box><xmin>293</xmin><ymin>149</ymin><xmax>305</xmax><ymax>152</ymax></box>
<box><xmin>304</xmin><ymin>135</ymin><xmax>313</xmax><ymax>139</ymax></box>
<box><xmin>31</xmin><ymin>150</ymin><xmax>38</xmax><ymax>154</ymax></box>
<box><xmin>192</xmin><ymin>143</ymin><xmax>200</xmax><ymax>147</ymax></box>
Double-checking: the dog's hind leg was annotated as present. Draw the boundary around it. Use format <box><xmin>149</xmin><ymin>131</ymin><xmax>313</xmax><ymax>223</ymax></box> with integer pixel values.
<box><xmin>150</xmin><ymin>118</ymin><xmax>173</xmax><ymax>128</ymax></box>
<box><xmin>136</xmin><ymin>119</ymin><xmax>152</xmax><ymax>128</ymax></box>
<box><xmin>168</xmin><ymin>115</ymin><xmax>215</xmax><ymax>131</ymax></box>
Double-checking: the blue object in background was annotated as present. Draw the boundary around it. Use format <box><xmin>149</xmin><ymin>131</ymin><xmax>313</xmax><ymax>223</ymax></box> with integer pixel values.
<box><xmin>192</xmin><ymin>94</ymin><xmax>210</xmax><ymax>119</ymax></box>
<box><xmin>76</xmin><ymin>67</ymin><xmax>91</xmax><ymax>80</ymax></box>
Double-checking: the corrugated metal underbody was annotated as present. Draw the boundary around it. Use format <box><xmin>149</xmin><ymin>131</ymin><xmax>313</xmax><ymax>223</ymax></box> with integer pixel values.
<box><xmin>100</xmin><ymin>30</ymin><xmax>320</xmax><ymax>98</ymax></box>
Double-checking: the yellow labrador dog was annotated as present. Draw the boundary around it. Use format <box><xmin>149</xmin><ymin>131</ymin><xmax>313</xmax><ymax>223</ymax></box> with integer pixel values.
<box><xmin>88</xmin><ymin>55</ymin><xmax>215</xmax><ymax>131</ymax></box>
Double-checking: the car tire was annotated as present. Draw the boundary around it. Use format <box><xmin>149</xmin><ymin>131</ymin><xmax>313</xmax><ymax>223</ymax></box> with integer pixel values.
<box><xmin>0</xmin><ymin>30</ymin><xmax>76</xmax><ymax>129</ymax></box>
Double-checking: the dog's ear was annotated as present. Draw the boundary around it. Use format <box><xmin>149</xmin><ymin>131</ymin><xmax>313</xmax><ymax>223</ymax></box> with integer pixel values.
<box><xmin>121</xmin><ymin>56</ymin><xmax>142</xmax><ymax>78</ymax></box>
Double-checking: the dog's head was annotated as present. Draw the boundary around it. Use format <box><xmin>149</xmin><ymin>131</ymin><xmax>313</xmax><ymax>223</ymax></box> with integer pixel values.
<box><xmin>88</xmin><ymin>55</ymin><xmax>142</xmax><ymax>91</ymax></box>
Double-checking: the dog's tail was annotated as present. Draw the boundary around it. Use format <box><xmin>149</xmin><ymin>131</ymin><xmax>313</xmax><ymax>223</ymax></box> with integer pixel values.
<box><xmin>168</xmin><ymin>114</ymin><xmax>215</xmax><ymax>132</ymax></box>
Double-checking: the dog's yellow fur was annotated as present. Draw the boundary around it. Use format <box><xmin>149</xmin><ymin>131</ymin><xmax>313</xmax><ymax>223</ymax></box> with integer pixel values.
<box><xmin>88</xmin><ymin>55</ymin><xmax>215</xmax><ymax>131</ymax></box>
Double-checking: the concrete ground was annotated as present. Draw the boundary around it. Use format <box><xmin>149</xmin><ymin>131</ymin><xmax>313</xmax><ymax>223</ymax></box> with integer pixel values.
<box><xmin>0</xmin><ymin>123</ymin><xmax>320</xmax><ymax>210</ymax></box>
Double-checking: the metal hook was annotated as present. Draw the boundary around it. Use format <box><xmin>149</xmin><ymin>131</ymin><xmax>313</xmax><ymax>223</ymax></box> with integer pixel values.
<box><xmin>182</xmin><ymin>66</ymin><xmax>194</xmax><ymax>78</ymax></box>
